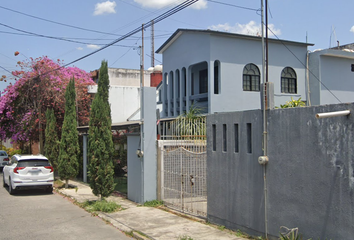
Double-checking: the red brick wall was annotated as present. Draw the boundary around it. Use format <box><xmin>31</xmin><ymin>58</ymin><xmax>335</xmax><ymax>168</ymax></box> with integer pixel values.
<box><xmin>150</xmin><ymin>72</ymin><xmax>162</xmax><ymax>87</ymax></box>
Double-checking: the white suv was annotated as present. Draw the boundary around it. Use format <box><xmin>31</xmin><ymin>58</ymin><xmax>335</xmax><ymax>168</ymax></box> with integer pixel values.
<box><xmin>3</xmin><ymin>154</ymin><xmax>54</xmax><ymax>194</ymax></box>
<box><xmin>0</xmin><ymin>150</ymin><xmax>9</xmax><ymax>169</ymax></box>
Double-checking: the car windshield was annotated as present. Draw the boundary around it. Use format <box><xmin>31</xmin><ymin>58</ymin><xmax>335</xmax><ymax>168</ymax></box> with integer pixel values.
<box><xmin>0</xmin><ymin>151</ymin><xmax>7</xmax><ymax>156</ymax></box>
<box><xmin>17</xmin><ymin>160</ymin><xmax>50</xmax><ymax>167</ymax></box>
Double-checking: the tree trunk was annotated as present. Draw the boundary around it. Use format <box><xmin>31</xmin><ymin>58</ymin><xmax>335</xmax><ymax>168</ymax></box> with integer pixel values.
<box><xmin>65</xmin><ymin>179</ymin><xmax>69</xmax><ymax>188</ymax></box>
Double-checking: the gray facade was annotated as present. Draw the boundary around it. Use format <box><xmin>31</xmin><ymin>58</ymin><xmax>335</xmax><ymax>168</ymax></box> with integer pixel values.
<box><xmin>207</xmin><ymin>103</ymin><xmax>354</xmax><ymax>239</ymax></box>
<box><xmin>157</xmin><ymin>29</ymin><xmax>312</xmax><ymax>117</ymax></box>
<box><xmin>308</xmin><ymin>48</ymin><xmax>354</xmax><ymax>106</ymax></box>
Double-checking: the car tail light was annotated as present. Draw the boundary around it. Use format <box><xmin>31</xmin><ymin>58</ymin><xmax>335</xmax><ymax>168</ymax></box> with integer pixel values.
<box><xmin>3</xmin><ymin>158</ymin><xmax>9</xmax><ymax>161</ymax></box>
<box><xmin>45</xmin><ymin>166</ymin><xmax>54</xmax><ymax>173</ymax></box>
<box><xmin>14</xmin><ymin>167</ymin><xmax>25</xmax><ymax>173</ymax></box>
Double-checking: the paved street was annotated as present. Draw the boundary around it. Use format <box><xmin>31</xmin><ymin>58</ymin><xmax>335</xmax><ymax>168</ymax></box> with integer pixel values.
<box><xmin>0</xmin><ymin>172</ymin><xmax>132</xmax><ymax>240</ymax></box>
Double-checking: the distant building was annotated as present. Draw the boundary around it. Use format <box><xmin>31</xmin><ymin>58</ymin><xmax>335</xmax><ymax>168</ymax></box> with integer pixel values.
<box><xmin>89</xmin><ymin>67</ymin><xmax>162</xmax><ymax>124</ymax></box>
<box><xmin>308</xmin><ymin>43</ymin><xmax>354</xmax><ymax>106</ymax></box>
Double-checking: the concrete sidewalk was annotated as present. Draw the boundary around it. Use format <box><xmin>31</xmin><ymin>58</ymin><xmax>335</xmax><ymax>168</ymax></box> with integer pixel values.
<box><xmin>57</xmin><ymin>179</ymin><xmax>249</xmax><ymax>240</ymax></box>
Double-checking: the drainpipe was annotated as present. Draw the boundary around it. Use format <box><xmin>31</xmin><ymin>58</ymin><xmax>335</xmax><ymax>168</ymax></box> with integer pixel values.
<box><xmin>306</xmin><ymin>51</ymin><xmax>311</xmax><ymax>106</ymax></box>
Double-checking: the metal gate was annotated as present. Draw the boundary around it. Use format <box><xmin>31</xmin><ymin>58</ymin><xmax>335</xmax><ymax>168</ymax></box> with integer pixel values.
<box><xmin>158</xmin><ymin>117</ymin><xmax>207</xmax><ymax>217</ymax></box>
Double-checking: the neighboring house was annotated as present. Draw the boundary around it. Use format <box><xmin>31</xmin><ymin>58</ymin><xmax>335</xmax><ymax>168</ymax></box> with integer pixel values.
<box><xmin>308</xmin><ymin>43</ymin><xmax>354</xmax><ymax>106</ymax></box>
<box><xmin>89</xmin><ymin>67</ymin><xmax>162</xmax><ymax>123</ymax></box>
<box><xmin>156</xmin><ymin>29</ymin><xmax>313</xmax><ymax>117</ymax></box>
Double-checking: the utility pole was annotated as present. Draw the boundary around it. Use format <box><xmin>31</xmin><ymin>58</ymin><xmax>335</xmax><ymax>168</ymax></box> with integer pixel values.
<box><xmin>151</xmin><ymin>20</ymin><xmax>155</xmax><ymax>68</ymax></box>
<box><xmin>261</xmin><ymin>0</ymin><xmax>268</xmax><ymax>238</ymax></box>
<box><xmin>140</xmin><ymin>24</ymin><xmax>145</xmax><ymax>203</ymax></box>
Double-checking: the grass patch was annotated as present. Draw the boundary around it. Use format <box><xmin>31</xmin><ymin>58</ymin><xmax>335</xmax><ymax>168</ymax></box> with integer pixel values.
<box><xmin>114</xmin><ymin>176</ymin><xmax>127</xmax><ymax>194</ymax></box>
<box><xmin>80</xmin><ymin>200</ymin><xmax>122</xmax><ymax>213</ymax></box>
<box><xmin>218</xmin><ymin>225</ymin><xmax>225</xmax><ymax>231</ymax></box>
<box><xmin>179</xmin><ymin>236</ymin><xmax>194</xmax><ymax>240</ymax></box>
<box><xmin>54</xmin><ymin>179</ymin><xmax>65</xmax><ymax>188</ymax></box>
<box><xmin>143</xmin><ymin>200</ymin><xmax>164</xmax><ymax>207</ymax></box>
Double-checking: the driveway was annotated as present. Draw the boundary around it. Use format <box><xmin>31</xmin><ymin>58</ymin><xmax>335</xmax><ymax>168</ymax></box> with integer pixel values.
<box><xmin>0</xmin><ymin>172</ymin><xmax>132</xmax><ymax>240</ymax></box>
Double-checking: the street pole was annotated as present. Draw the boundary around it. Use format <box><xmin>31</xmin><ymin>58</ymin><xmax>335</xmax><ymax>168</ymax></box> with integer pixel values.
<box><xmin>140</xmin><ymin>24</ymin><xmax>145</xmax><ymax>203</ymax></box>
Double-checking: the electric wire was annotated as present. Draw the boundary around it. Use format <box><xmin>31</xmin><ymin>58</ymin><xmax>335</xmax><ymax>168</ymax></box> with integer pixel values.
<box><xmin>60</xmin><ymin>0</ymin><xmax>199</xmax><ymax>68</ymax></box>
<box><xmin>0</xmin><ymin>30</ymin><xmax>171</xmax><ymax>41</ymax></box>
<box><xmin>0</xmin><ymin>5</ymin><xmax>137</xmax><ymax>38</ymax></box>
<box><xmin>207</xmin><ymin>0</ymin><xmax>258</xmax><ymax>11</ymax></box>
<box><xmin>0</xmin><ymin>24</ymin><xmax>135</xmax><ymax>48</ymax></box>
<box><xmin>19</xmin><ymin>0</ymin><xmax>199</xmax><ymax>79</ymax></box>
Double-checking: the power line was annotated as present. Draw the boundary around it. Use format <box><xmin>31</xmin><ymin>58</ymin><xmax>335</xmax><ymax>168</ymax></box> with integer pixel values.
<box><xmin>0</xmin><ymin>24</ymin><xmax>135</xmax><ymax>48</ymax></box>
<box><xmin>266</xmin><ymin>26</ymin><xmax>342</xmax><ymax>104</ymax></box>
<box><xmin>0</xmin><ymin>5</ymin><xmax>139</xmax><ymax>38</ymax></box>
<box><xmin>16</xmin><ymin>0</ymin><xmax>199</xmax><ymax>80</ymax></box>
<box><xmin>61</xmin><ymin>0</ymin><xmax>200</xmax><ymax>68</ymax></box>
<box><xmin>0</xmin><ymin>30</ymin><xmax>171</xmax><ymax>41</ymax></box>
<box><xmin>0</xmin><ymin>65</ymin><xmax>12</xmax><ymax>75</ymax></box>
<box><xmin>207</xmin><ymin>0</ymin><xmax>258</xmax><ymax>11</ymax></box>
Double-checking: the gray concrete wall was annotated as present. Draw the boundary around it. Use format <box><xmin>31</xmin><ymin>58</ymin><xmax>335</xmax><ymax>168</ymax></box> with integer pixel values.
<box><xmin>127</xmin><ymin>87</ymin><xmax>157</xmax><ymax>204</ymax></box>
<box><xmin>267</xmin><ymin>103</ymin><xmax>354</xmax><ymax>240</ymax></box>
<box><xmin>207</xmin><ymin>103</ymin><xmax>354</xmax><ymax>239</ymax></box>
<box><xmin>207</xmin><ymin>110</ymin><xmax>265</xmax><ymax>236</ymax></box>
<box><xmin>142</xmin><ymin>87</ymin><xmax>157</xmax><ymax>202</ymax></box>
<box><xmin>127</xmin><ymin>133</ymin><xmax>142</xmax><ymax>203</ymax></box>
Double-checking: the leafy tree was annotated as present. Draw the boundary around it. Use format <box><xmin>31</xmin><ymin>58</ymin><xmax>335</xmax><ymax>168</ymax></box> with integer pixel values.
<box><xmin>58</xmin><ymin>78</ymin><xmax>79</xmax><ymax>188</ymax></box>
<box><xmin>174</xmin><ymin>104</ymin><xmax>206</xmax><ymax>138</ymax></box>
<box><xmin>88</xmin><ymin>60</ymin><xmax>115</xmax><ymax>200</ymax></box>
<box><xmin>0</xmin><ymin>56</ymin><xmax>95</xmax><ymax>151</ymax></box>
<box><xmin>44</xmin><ymin>108</ymin><xmax>59</xmax><ymax>172</ymax></box>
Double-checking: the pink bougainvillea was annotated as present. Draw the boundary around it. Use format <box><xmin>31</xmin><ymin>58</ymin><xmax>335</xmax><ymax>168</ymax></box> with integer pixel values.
<box><xmin>0</xmin><ymin>56</ymin><xmax>96</xmax><ymax>142</ymax></box>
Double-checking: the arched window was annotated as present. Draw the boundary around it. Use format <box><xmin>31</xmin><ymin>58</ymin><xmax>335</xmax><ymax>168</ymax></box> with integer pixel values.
<box><xmin>243</xmin><ymin>64</ymin><xmax>260</xmax><ymax>91</ymax></box>
<box><xmin>281</xmin><ymin>67</ymin><xmax>297</xmax><ymax>93</ymax></box>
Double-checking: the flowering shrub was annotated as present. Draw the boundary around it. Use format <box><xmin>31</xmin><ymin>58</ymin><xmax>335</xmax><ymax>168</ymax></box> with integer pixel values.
<box><xmin>0</xmin><ymin>56</ymin><xmax>96</xmax><ymax>142</ymax></box>
<box><xmin>0</xmin><ymin>146</ymin><xmax>22</xmax><ymax>157</ymax></box>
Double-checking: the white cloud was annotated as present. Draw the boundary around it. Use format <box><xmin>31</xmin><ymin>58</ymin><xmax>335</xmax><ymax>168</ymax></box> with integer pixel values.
<box><xmin>208</xmin><ymin>21</ymin><xmax>281</xmax><ymax>37</ymax></box>
<box><xmin>350</xmin><ymin>26</ymin><xmax>354</xmax><ymax>33</ymax></box>
<box><xmin>133</xmin><ymin>0</ymin><xmax>207</xmax><ymax>9</ymax></box>
<box><xmin>87</xmin><ymin>44</ymin><xmax>101</xmax><ymax>49</ymax></box>
<box><xmin>94</xmin><ymin>1</ymin><xmax>116</xmax><ymax>16</ymax></box>
<box><xmin>77</xmin><ymin>47</ymin><xmax>84</xmax><ymax>50</ymax></box>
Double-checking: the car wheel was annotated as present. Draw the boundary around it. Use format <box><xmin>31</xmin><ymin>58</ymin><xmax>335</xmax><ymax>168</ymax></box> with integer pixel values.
<box><xmin>46</xmin><ymin>187</ymin><xmax>53</xmax><ymax>194</ymax></box>
<box><xmin>3</xmin><ymin>174</ymin><xmax>6</xmax><ymax>187</ymax></box>
<box><xmin>8</xmin><ymin>178</ymin><xmax>16</xmax><ymax>195</ymax></box>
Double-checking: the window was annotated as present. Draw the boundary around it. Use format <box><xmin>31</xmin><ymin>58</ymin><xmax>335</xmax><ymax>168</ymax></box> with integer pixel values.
<box><xmin>243</xmin><ymin>64</ymin><xmax>260</xmax><ymax>91</ymax></box>
<box><xmin>176</xmin><ymin>70</ymin><xmax>180</xmax><ymax>98</ymax></box>
<box><xmin>281</xmin><ymin>67</ymin><xmax>297</xmax><ymax>93</ymax></box>
<box><xmin>351</xmin><ymin>64</ymin><xmax>354</xmax><ymax>72</ymax></box>
<box><xmin>214</xmin><ymin>61</ymin><xmax>220</xmax><ymax>94</ymax></box>
<box><xmin>199</xmin><ymin>69</ymin><xmax>208</xmax><ymax>94</ymax></box>
<box><xmin>170</xmin><ymin>71</ymin><xmax>174</xmax><ymax>99</ymax></box>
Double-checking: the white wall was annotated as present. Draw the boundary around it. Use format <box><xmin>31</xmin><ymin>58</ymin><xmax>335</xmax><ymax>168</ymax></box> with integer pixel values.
<box><xmin>108</xmin><ymin>68</ymin><xmax>151</xmax><ymax>87</ymax></box>
<box><xmin>109</xmin><ymin>86</ymin><xmax>141</xmax><ymax>123</ymax></box>
<box><xmin>320</xmin><ymin>55</ymin><xmax>354</xmax><ymax>104</ymax></box>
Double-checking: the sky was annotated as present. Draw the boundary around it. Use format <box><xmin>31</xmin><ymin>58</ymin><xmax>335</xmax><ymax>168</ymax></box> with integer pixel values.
<box><xmin>0</xmin><ymin>0</ymin><xmax>353</xmax><ymax>92</ymax></box>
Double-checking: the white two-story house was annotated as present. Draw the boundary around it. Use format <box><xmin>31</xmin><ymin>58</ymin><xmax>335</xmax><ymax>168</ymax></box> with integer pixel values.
<box><xmin>156</xmin><ymin>29</ymin><xmax>313</xmax><ymax>117</ymax></box>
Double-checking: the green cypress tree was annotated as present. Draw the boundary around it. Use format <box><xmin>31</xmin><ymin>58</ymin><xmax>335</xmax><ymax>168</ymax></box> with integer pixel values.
<box><xmin>88</xmin><ymin>60</ymin><xmax>115</xmax><ymax>200</ymax></box>
<box><xmin>58</xmin><ymin>78</ymin><xmax>79</xmax><ymax>188</ymax></box>
<box><xmin>44</xmin><ymin>108</ymin><xmax>59</xmax><ymax>172</ymax></box>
